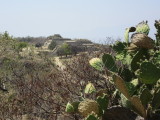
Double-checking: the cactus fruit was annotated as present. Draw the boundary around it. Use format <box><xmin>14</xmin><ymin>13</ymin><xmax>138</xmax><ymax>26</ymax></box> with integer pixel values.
<box><xmin>130</xmin><ymin>33</ymin><xmax>154</xmax><ymax>49</ymax></box>
<box><xmin>136</xmin><ymin>21</ymin><xmax>150</xmax><ymax>35</ymax></box>
<box><xmin>89</xmin><ymin>58</ymin><xmax>103</xmax><ymax>71</ymax></box>
<box><xmin>85</xmin><ymin>83</ymin><xmax>96</xmax><ymax>94</ymax></box>
<box><xmin>113</xmin><ymin>74</ymin><xmax>131</xmax><ymax>99</ymax></box>
<box><xmin>139</xmin><ymin>62</ymin><xmax>160</xmax><ymax>84</ymax></box>
<box><xmin>130</xmin><ymin>96</ymin><xmax>147</xmax><ymax>118</ymax></box>
<box><xmin>102</xmin><ymin>54</ymin><xmax>117</xmax><ymax>72</ymax></box>
<box><xmin>78</xmin><ymin>99</ymin><xmax>99</xmax><ymax>117</ymax></box>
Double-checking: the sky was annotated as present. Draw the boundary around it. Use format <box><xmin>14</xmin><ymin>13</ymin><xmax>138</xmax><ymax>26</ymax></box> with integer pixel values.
<box><xmin>0</xmin><ymin>0</ymin><xmax>160</xmax><ymax>42</ymax></box>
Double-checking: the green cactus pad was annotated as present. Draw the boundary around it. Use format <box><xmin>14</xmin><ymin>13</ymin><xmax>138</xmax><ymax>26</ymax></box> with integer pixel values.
<box><xmin>112</xmin><ymin>41</ymin><xmax>126</xmax><ymax>53</ymax></box>
<box><xmin>131</xmin><ymin>49</ymin><xmax>148</xmax><ymax>71</ymax></box>
<box><xmin>65</xmin><ymin>102</ymin><xmax>74</xmax><ymax>113</ymax></box>
<box><xmin>72</xmin><ymin>101</ymin><xmax>80</xmax><ymax>112</ymax></box>
<box><xmin>89</xmin><ymin>58</ymin><xmax>103</xmax><ymax>71</ymax></box>
<box><xmin>139</xmin><ymin>62</ymin><xmax>160</xmax><ymax>84</ymax></box>
<box><xmin>136</xmin><ymin>21</ymin><xmax>150</xmax><ymax>35</ymax></box>
<box><xmin>124</xmin><ymin>28</ymin><xmax>130</xmax><ymax>44</ymax></box>
<box><xmin>119</xmin><ymin>68</ymin><xmax>133</xmax><ymax>82</ymax></box>
<box><xmin>140</xmin><ymin>88</ymin><xmax>152</xmax><ymax>109</ymax></box>
<box><xmin>102</xmin><ymin>54</ymin><xmax>117</xmax><ymax>72</ymax></box>
<box><xmin>124</xmin><ymin>27</ymin><xmax>136</xmax><ymax>44</ymax></box>
<box><xmin>96</xmin><ymin>94</ymin><xmax>109</xmax><ymax>111</ymax></box>
<box><xmin>152</xmin><ymin>89</ymin><xmax>160</xmax><ymax>109</ymax></box>
<box><xmin>65</xmin><ymin>101</ymin><xmax>80</xmax><ymax>113</ymax></box>
<box><xmin>85</xmin><ymin>83</ymin><xmax>96</xmax><ymax>94</ymax></box>
<box><xmin>85</xmin><ymin>113</ymin><xmax>98</xmax><ymax>120</ymax></box>
<box><xmin>113</xmin><ymin>74</ymin><xmax>131</xmax><ymax>99</ymax></box>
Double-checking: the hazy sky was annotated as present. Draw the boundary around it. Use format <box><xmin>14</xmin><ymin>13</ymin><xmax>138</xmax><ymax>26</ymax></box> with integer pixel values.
<box><xmin>0</xmin><ymin>0</ymin><xmax>160</xmax><ymax>42</ymax></box>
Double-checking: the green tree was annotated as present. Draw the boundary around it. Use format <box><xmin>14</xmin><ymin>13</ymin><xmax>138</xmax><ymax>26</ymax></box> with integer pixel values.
<box><xmin>62</xmin><ymin>43</ymin><xmax>71</xmax><ymax>57</ymax></box>
<box><xmin>15</xmin><ymin>42</ymin><xmax>28</xmax><ymax>52</ymax></box>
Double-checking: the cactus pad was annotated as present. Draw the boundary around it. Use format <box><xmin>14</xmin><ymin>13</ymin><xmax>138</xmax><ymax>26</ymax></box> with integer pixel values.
<box><xmin>152</xmin><ymin>89</ymin><xmax>160</xmax><ymax>109</ymax></box>
<box><xmin>78</xmin><ymin>99</ymin><xmax>99</xmax><ymax>117</ymax></box>
<box><xmin>130</xmin><ymin>96</ymin><xmax>146</xmax><ymax>118</ymax></box>
<box><xmin>139</xmin><ymin>62</ymin><xmax>160</xmax><ymax>84</ymax></box>
<box><xmin>136</xmin><ymin>21</ymin><xmax>150</xmax><ymax>35</ymax></box>
<box><xmin>96</xmin><ymin>94</ymin><xmax>109</xmax><ymax>111</ymax></box>
<box><xmin>85</xmin><ymin>83</ymin><xmax>96</xmax><ymax>94</ymax></box>
<box><xmin>65</xmin><ymin>102</ymin><xmax>75</xmax><ymax>113</ymax></box>
<box><xmin>85</xmin><ymin>112</ymin><xmax>99</xmax><ymax>120</ymax></box>
<box><xmin>140</xmin><ymin>88</ymin><xmax>152</xmax><ymax>109</ymax></box>
<box><xmin>102</xmin><ymin>54</ymin><xmax>117</xmax><ymax>72</ymax></box>
<box><xmin>89</xmin><ymin>58</ymin><xmax>103</xmax><ymax>71</ymax></box>
<box><xmin>113</xmin><ymin>74</ymin><xmax>131</xmax><ymax>99</ymax></box>
<box><xmin>131</xmin><ymin>33</ymin><xmax>154</xmax><ymax>49</ymax></box>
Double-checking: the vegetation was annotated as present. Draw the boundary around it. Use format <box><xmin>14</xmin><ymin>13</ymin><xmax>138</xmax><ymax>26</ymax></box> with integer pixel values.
<box><xmin>48</xmin><ymin>40</ymin><xmax>57</xmax><ymax>50</ymax></box>
<box><xmin>0</xmin><ymin>20</ymin><xmax>160</xmax><ymax>120</ymax></box>
<box><xmin>66</xmin><ymin>20</ymin><xmax>160</xmax><ymax>120</ymax></box>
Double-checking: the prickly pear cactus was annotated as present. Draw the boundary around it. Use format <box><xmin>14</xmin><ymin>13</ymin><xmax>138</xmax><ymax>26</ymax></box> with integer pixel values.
<box><xmin>113</xmin><ymin>74</ymin><xmax>131</xmax><ymax>99</ymax></box>
<box><xmin>124</xmin><ymin>27</ymin><xmax>136</xmax><ymax>44</ymax></box>
<box><xmin>125</xmin><ymin>28</ymin><xmax>130</xmax><ymax>44</ymax></box>
<box><xmin>65</xmin><ymin>101</ymin><xmax>80</xmax><ymax>113</ymax></box>
<box><xmin>140</xmin><ymin>88</ymin><xmax>152</xmax><ymax>109</ymax></box>
<box><xmin>65</xmin><ymin>102</ymin><xmax>75</xmax><ymax>113</ymax></box>
<box><xmin>85</xmin><ymin>83</ymin><xmax>96</xmax><ymax>94</ymax></box>
<box><xmin>139</xmin><ymin>62</ymin><xmax>160</xmax><ymax>84</ymax></box>
<box><xmin>131</xmin><ymin>49</ymin><xmax>147</xmax><ymax>71</ymax></box>
<box><xmin>96</xmin><ymin>94</ymin><xmax>109</xmax><ymax>112</ymax></box>
<box><xmin>102</xmin><ymin>54</ymin><xmax>117</xmax><ymax>72</ymax></box>
<box><xmin>112</xmin><ymin>41</ymin><xmax>126</xmax><ymax>53</ymax></box>
<box><xmin>130</xmin><ymin>96</ymin><xmax>147</xmax><ymax>118</ymax></box>
<box><xmin>78</xmin><ymin>99</ymin><xmax>99</xmax><ymax>117</ymax></box>
<box><xmin>152</xmin><ymin>89</ymin><xmax>160</xmax><ymax>109</ymax></box>
<box><xmin>89</xmin><ymin>58</ymin><xmax>103</xmax><ymax>71</ymax></box>
<box><xmin>119</xmin><ymin>68</ymin><xmax>132</xmax><ymax>82</ymax></box>
<box><xmin>136</xmin><ymin>21</ymin><xmax>150</xmax><ymax>35</ymax></box>
<box><xmin>155</xmin><ymin>20</ymin><xmax>160</xmax><ymax>46</ymax></box>
<box><xmin>85</xmin><ymin>112</ymin><xmax>99</xmax><ymax>120</ymax></box>
<box><xmin>131</xmin><ymin>33</ymin><xmax>154</xmax><ymax>49</ymax></box>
